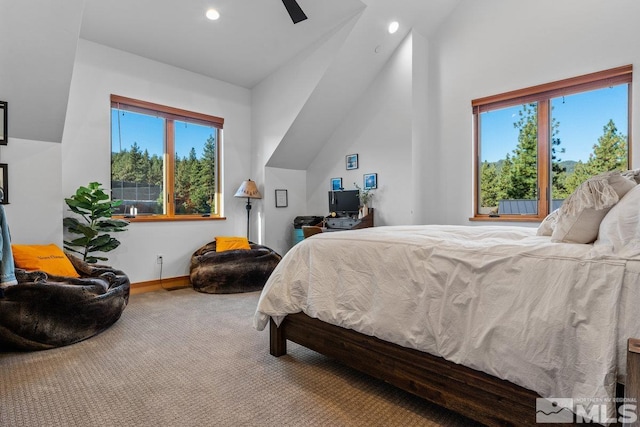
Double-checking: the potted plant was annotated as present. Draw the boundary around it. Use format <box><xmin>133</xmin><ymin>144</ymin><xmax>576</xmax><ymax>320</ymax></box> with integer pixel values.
<box><xmin>354</xmin><ymin>182</ymin><xmax>374</xmax><ymax>217</ymax></box>
<box><xmin>63</xmin><ymin>182</ymin><xmax>129</xmax><ymax>263</ymax></box>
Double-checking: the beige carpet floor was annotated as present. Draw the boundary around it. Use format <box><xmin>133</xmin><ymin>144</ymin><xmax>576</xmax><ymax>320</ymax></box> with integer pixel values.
<box><xmin>0</xmin><ymin>288</ymin><xmax>480</xmax><ymax>426</ymax></box>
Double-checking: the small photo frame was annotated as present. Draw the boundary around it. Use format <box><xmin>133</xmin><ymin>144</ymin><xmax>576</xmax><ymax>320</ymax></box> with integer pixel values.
<box><xmin>346</xmin><ymin>153</ymin><xmax>358</xmax><ymax>170</ymax></box>
<box><xmin>0</xmin><ymin>101</ymin><xmax>7</xmax><ymax>145</ymax></box>
<box><xmin>0</xmin><ymin>163</ymin><xmax>8</xmax><ymax>204</ymax></box>
<box><xmin>364</xmin><ymin>173</ymin><xmax>377</xmax><ymax>190</ymax></box>
<box><xmin>275</xmin><ymin>189</ymin><xmax>288</xmax><ymax>208</ymax></box>
<box><xmin>331</xmin><ymin>177</ymin><xmax>342</xmax><ymax>191</ymax></box>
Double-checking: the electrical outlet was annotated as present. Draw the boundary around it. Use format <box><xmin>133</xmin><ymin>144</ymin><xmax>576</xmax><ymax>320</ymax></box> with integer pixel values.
<box><xmin>156</xmin><ymin>254</ymin><xmax>164</xmax><ymax>265</ymax></box>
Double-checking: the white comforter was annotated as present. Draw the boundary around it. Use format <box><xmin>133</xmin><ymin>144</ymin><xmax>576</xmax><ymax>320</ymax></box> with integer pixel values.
<box><xmin>254</xmin><ymin>225</ymin><xmax>638</xmax><ymax>415</ymax></box>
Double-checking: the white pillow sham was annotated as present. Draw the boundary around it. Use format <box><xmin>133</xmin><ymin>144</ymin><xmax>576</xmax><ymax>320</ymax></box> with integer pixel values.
<box><xmin>594</xmin><ymin>184</ymin><xmax>640</xmax><ymax>256</ymax></box>
<box><xmin>536</xmin><ymin>209</ymin><xmax>559</xmax><ymax>236</ymax></box>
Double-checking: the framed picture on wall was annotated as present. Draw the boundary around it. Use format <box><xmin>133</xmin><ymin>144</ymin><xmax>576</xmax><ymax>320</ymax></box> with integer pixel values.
<box><xmin>275</xmin><ymin>189</ymin><xmax>288</xmax><ymax>208</ymax></box>
<box><xmin>364</xmin><ymin>173</ymin><xmax>377</xmax><ymax>190</ymax></box>
<box><xmin>0</xmin><ymin>163</ymin><xmax>9</xmax><ymax>204</ymax></box>
<box><xmin>0</xmin><ymin>101</ymin><xmax>7</xmax><ymax>145</ymax></box>
<box><xmin>331</xmin><ymin>177</ymin><xmax>342</xmax><ymax>191</ymax></box>
<box><xmin>346</xmin><ymin>154</ymin><xmax>358</xmax><ymax>170</ymax></box>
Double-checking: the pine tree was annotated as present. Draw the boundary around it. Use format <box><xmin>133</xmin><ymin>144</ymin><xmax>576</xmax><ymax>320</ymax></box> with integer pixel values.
<box><xmin>550</xmin><ymin>112</ymin><xmax>567</xmax><ymax>198</ymax></box>
<box><xmin>496</xmin><ymin>154</ymin><xmax>514</xmax><ymax>203</ymax></box>
<box><xmin>587</xmin><ymin>119</ymin><xmax>627</xmax><ymax>172</ymax></box>
<box><xmin>563</xmin><ymin>160</ymin><xmax>592</xmax><ymax>194</ymax></box>
<box><xmin>480</xmin><ymin>161</ymin><xmax>499</xmax><ymax>209</ymax></box>
<box><xmin>508</xmin><ymin>103</ymin><xmax>538</xmax><ymax>200</ymax></box>
<box><xmin>201</xmin><ymin>135</ymin><xmax>217</xmax><ymax>212</ymax></box>
<box><xmin>563</xmin><ymin>120</ymin><xmax>628</xmax><ymax>195</ymax></box>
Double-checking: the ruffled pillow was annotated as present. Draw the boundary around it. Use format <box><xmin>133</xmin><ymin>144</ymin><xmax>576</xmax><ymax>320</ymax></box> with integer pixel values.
<box><xmin>551</xmin><ymin>171</ymin><xmax>636</xmax><ymax>244</ymax></box>
<box><xmin>622</xmin><ymin>168</ymin><xmax>640</xmax><ymax>184</ymax></box>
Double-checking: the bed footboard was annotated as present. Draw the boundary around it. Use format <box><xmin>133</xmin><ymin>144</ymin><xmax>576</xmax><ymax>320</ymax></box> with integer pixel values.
<box><xmin>625</xmin><ymin>338</ymin><xmax>640</xmax><ymax>427</ymax></box>
<box><xmin>270</xmin><ymin>314</ymin><xmax>549</xmax><ymax>426</ymax></box>
<box><xmin>269</xmin><ymin>314</ymin><xmax>640</xmax><ymax>426</ymax></box>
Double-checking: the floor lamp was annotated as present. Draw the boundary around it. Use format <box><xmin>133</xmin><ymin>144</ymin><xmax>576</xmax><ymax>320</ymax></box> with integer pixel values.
<box><xmin>234</xmin><ymin>179</ymin><xmax>262</xmax><ymax>239</ymax></box>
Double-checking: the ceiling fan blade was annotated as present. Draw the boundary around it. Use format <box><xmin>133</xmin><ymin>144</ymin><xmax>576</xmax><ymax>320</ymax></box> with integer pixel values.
<box><xmin>282</xmin><ymin>0</ymin><xmax>307</xmax><ymax>24</ymax></box>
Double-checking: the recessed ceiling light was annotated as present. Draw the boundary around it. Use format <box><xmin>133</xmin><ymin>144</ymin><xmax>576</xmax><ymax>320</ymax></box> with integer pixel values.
<box><xmin>388</xmin><ymin>21</ymin><xmax>399</xmax><ymax>34</ymax></box>
<box><xmin>206</xmin><ymin>8</ymin><xmax>220</xmax><ymax>21</ymax></box>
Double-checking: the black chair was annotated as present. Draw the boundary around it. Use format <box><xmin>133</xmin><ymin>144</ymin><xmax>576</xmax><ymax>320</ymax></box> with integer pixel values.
<box><xmin>189</xmin><ymin>241</ymin><xmax>281</xmax><ymax>294</ymax></box>
<box><xmin>0</xmin><ymin>253</ymin><xmax>130</xmax><ymax>351</ymax></box>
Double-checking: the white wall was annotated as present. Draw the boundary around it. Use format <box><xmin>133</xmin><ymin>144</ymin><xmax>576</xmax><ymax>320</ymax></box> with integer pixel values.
<box><xmin>61</xmin><ymin>40</ymin><xmax>252</xmax><ymax>283</ymax></box>
<box><xmin>2</xmin><ymin>138</ymin><xmax>63</xmax><ymax>245</ymax></box>
<box><xmin>410</xmin><ymin>30</ymin><xmax>432</xmax><ymax>225</ymax></box>
<box><xmin>263</xmin><ymin>167</ymin><xmax>307</xmax><ymax>255</ymax></box>
<box><xmin>429</xmin><ymin>0</ymin><xmax>640</xmax><ymax>225</ymax></box>
<box><xmin>307</xmin><ymin>32</ymin><xmax>414</xmax><ymax>226</ymax></box>
<box><xmin>251</xmin><ymin>19</ymin><xmax>356</xmax><ymax>253</ymax></box>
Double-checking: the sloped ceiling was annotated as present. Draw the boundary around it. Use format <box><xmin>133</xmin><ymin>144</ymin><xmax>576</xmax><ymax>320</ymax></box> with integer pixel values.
<box><xmin>0</xmin><ymin>0</ymin><xmax>85</xmax><ymax>143</ymax></box>
<box><xmin>0</xmin><ymin>0</ymin><xmax>461</xmax><ymax>147</ymax></box>
<box><xmin>80</xmin><ymin>0</ymin><xmax>366</xmax><ymax>89</ymax></box>
<box><xmin>266</xmin><ymin>0</ymin><xmax>462</xmax><ymax>170</ymax></box>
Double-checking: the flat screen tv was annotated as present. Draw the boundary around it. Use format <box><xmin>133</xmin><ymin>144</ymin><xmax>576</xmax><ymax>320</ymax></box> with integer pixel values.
<box><xmin>328</xmin><ymin>190</ymin><xmax>359</xmax><ymax>215</ymax></box>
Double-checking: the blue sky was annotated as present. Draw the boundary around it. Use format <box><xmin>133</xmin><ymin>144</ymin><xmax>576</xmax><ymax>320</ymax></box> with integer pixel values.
<box><xmin>113</xmin><ymin>84</ymin><xmax>627</xmax><ymax>164</ymax></box>
<box><xmin>480</xmin><ymin>84</ymin><xmax>628</xmax><ymax>163</ymax></box>
<box><xmin>111</xmin><ymin>110</ymin><xmax>215</xmax><ymax>158</ymax></box>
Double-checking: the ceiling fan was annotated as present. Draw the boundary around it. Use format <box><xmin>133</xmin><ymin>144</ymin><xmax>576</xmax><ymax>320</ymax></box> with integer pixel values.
<box><xmin>282</xmin><ymin>0</ymin><xmax>308</xmax><ymax>24</ymax></box>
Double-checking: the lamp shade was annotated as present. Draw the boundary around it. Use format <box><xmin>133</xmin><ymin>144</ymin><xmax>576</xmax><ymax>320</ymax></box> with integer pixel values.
<box><xmin>234</xmin><ymin>179</ymin><xmax>262</xmax><ymax>199</ymax></box>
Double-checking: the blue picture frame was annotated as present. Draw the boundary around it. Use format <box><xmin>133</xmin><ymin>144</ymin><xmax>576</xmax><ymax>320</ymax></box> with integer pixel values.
<box><xmin>331</xmin><ymin>177</ymin><xmax>343</xmax><ymax>191</ymax></box>
<box><xmin>346</xmin><ymin>154</ymin><xmax>358</xmax><ymax>170</ymax></box>
<box><xmin>363</xmin><ymin>173</ymin><xmax>377</xmax><ymax>190</ymax></box>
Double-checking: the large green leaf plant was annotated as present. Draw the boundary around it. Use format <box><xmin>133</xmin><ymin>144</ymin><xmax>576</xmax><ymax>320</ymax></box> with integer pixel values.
<box><xmin>63</xmin><ymin>182</ymin><xmax>129</xmax><ymax>263</ymax></box>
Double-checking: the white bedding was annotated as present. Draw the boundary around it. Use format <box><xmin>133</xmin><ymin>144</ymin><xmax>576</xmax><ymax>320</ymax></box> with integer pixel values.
<box><xmin>254</xmin><ymin>225</ymin><xmax>639</xmax><ymax>416</ymax></box>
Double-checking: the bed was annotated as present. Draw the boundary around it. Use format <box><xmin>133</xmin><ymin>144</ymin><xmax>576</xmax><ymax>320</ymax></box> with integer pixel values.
<box><xmin>254</xmin><ymin>174</ymin><xmax>640</xmax><ymax>426</ymax></box>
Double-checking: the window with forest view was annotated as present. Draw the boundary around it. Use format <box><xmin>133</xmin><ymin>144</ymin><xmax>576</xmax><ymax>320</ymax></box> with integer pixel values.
<box><xmin>111</xmin><ymin>95</ymin><xmax>223</xmax><ymax>219</ymax></box>
<box><xmin>473</xmin><ymin>66</ymin><xmax>631</xmax><ymax>220</ymax></box>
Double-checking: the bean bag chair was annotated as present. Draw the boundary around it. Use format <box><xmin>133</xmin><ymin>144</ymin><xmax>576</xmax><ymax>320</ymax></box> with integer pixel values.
<box><xmin>190</xmin><ymin>241</ymin><xmax>281</xmax><ymax>294</ymax></box>
<box><xmin>0</xmin><ymin>253</ymin><xmax>130</xmax><ymax>351</ymax></box>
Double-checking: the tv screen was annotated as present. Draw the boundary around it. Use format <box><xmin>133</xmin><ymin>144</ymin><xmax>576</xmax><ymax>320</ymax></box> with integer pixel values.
<box><xmin>328</xmin><ymin>190</ymin><xmax>360</xmax><ymax>214</ymax></box>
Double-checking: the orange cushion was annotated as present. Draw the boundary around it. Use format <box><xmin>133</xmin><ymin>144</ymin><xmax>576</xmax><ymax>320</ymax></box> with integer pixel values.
<box><xmin>11</xmin><ymin>244</ymin><xmax>80</xmax><ymax>278</ymax></box>
<box><xmin>215</xmin><ymin>236</ymin><xmax>251</xmax><ymax>252</ymax></box>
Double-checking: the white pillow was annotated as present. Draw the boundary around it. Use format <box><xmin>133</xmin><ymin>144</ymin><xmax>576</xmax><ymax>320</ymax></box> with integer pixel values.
<box><xmin>536</xmin><ymin>209</ymin><xmax>559</xmax><ymax>236</ymax></box>
<box><xmin>594</xmin><ymin>184</ymin><xmax>640</xmax><ymax>255</ymax></box>
<box><xmin>551</xmin><ymin>171</ymin><xmax>636</xmax><ymax>244</ymax></box>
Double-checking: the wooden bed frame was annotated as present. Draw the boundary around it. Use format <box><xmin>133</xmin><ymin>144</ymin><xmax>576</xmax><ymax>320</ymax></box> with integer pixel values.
<box><xmin>270</xmin><ymin>313</ymin><xmax>640</xmax><ymax>426</ymax></box>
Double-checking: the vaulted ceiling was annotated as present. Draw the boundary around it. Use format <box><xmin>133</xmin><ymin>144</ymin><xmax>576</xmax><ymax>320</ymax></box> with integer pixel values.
<box><xmin>0</xmin><ymin>0</ymin><xmax>461</xmax><ymax>144</ymax></box>
<box><xmin>79</xmin><ymin>0</ymin><xmax>367</xmax><ymax>89</ymax></box>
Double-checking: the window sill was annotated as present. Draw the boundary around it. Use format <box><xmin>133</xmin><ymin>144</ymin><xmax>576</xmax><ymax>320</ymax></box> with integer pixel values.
<box><xmin>469</xmin><ymin>216</ymin><xmax>541</xmax><ymax>223</ymax></box>
<box><xmin>114</xmin><ymin>215</ymin><xmax>226</xmax><ymax>223</ymax></box>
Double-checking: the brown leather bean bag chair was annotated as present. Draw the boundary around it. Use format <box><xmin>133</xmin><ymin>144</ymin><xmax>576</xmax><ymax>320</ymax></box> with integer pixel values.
<box><xmin>190</xmin><ymin>241</ymin><xmax>281</xmax><ymax>294</ymax></box>
<box><xmin>0</xmin><ymin>253</ymin><xmax>130</xmax><ymax>351</ymax></box>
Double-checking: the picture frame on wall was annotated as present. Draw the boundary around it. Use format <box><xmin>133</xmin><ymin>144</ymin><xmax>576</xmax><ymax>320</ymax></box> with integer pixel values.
<box><xmin>0</xmin><ymin>163</ymin><xmax>9</xmax><ymax>204</ymax></box>
<box><xmin>331</xmin><ymin>177</ymin><xmax>343</xmax><ymax>191</ymax></box>
<box><xmin>364</xmin><ymin>173</ymin><xmax>377</xmax><ymax>190</ymax></box>
<box><xmin>346</xmin><ymin>153</ymin><xmax>358</xmax><ymax>170</ymax></box>
<box><xmin>0</xmin><ymin>101</ymin><xmax>7</xmax><ymax>145</ymax></box>
<box><xmin>275</xmin><ymin>189</ymin><xmax>288</xmax><ymax>208</ymax></box>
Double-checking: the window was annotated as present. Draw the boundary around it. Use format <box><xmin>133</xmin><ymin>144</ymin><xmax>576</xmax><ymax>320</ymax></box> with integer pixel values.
<box><xmin>472</xmin><ymin>65</ymin><xmax>631</xmax><ymax>220</ymax></box>
<box><xmin>110</xmin><ymin>95</ymin><xmax>223</xmax><ymax>220</ymax></box>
